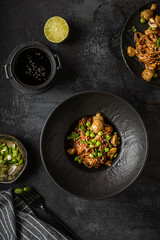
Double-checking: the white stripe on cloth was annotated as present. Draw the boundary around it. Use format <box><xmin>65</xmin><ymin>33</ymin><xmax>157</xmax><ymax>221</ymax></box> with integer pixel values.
<box><xmin>0</xmin><ymin>209</ymin><xmax>11</xmax><ymax>239</ymax></box>
<box><xmin>21</xmin><ymin>205</ymin><xmax>28</xmax><ymax>211</ymax></box>
<box><xmin>16</xmin><ymin>220</ymin><xmax>40</xmax><ymax>240</ymax></box>
<box><xmin>29</xmin><ymin>215</ymin><xmax>57</xmax><ymax>240</ymax></box>
<box><xmin>17</xmin><ymin>229</ymin><xmax>30</xmax><ymax>240</ymax></box>
<box><xmin>0</xmin><ymin>192</ymin><xmax>15</xmax><ymax>215</ymax></box>
<box><xmin>0</xmin><ymin>202</ymin><xmax>16</xmax><ymax>237</ymax></box>
<box><xmin>0</xmin><ymin>219</ymin><xmax>9</xmax><ymax>240</ymax></box>
<box><xmin>49</xmin><ymin>225</ymin><xmax>68</xmax><ymax>240</ymax></box>
<box><xmin>15</xmin><ymin>201</ymin><xmax>24</xmax><ymax>208</ymax></box>
<box><xmin>17</xmin><ymin>213</ymin><xmax>48</xmax><ymax>240</ymax></box>
<box><xmin>0</xmin><ymin>231</ymin><xmax>5</xmax><ymax>240</ymax></box>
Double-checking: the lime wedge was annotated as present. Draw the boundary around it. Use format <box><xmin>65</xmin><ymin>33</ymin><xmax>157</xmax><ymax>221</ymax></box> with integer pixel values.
<box><xmin>44</xmin><ymin>16</ymin><xmax>69</xmax><ymax>43</ymax></box>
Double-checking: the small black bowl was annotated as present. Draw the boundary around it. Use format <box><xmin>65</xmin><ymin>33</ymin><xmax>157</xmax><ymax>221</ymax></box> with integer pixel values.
<box><xmin>5</xmin><ymin>42</ymin><xmax>62</xmax><ymax>93</ymax></box>
<box><xmin>40</xmin><ymin>91</ymin><xmax>148</xmax><ymax>199</ymax></box>
<box><xmin>121</xmin><ymin>0</ymin><xmax>160</xmax><ymax>88</ymax></box>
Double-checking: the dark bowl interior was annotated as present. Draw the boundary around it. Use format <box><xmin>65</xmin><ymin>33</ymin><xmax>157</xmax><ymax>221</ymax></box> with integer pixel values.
<box><xmin>121</xmin><ymin>0</ymin><xmax>160</xmax><ymax>88</ymax></box>
<box><xmin>40</xmin><ymin>91</ymin><xmax>148</xmax><ymax>199</ymax></box>
<box><xmin>13</xmin><ymin>48</ymin><xmax>52</xmax><ymax>86</ymax></box>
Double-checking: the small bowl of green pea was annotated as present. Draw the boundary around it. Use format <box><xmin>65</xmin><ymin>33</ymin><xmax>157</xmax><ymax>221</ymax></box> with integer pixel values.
<box><xmin>0</xmin><ymin>134</ymin><xmax>27</xmax><ymax>184</ymax></box>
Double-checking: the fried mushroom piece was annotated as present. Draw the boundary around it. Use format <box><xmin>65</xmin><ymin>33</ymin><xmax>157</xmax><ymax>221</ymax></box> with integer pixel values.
<box><xmin>111</xmin><ymin>135</ymin><xmax>118</xmax><ymax>147</ymax></box>
<box><xmin>142</xmin><ymin>69</ymin><xmax>155</xmax><ymax>82</ymax></box>
<box><xmin>151</xmin><ymin>4</ymin><xmax>157</xmax><ymax>11</ymax></box>
<box><xmin>155</xmin><ymin>15</ymin><xmax>160</xmax><ymax>26</ymax></box>
<box><xmin>67</xmin><ymin>148</ymin><xmax>76</xmax><ymax>155</ymax></box>
<box><xmin>148</xmin><ymin>18</ymin><xmax>157</xmax><ymax>28</ymax></box>
<box><xmin>127</xmin><ymin>46</ymin><xmax>136</xmax><ymax>57</ymax></box>
<box><xmin>92</xmin><ymin>113</ymin><xmax>104</xmax><ymax>122</ymax></box>
<box><xmin>92</xmin><ymin>120</ymin><xmax>103</xmax><ymax>134</ymax></box>
<box><xmin>141</xmin><ymin>9</ymin><xmax>153</xmax><ymax>21</ymax></box>
<box><xmin>107</xmin><ymin>148</ymin><xmax>117</xmax><ymax>159</ymax></box>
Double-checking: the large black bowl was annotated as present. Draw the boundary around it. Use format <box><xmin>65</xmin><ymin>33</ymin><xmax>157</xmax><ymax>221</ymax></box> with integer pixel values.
<box><xmin>121</xmin><ymin>0</ymin><xmax>160</xmax><ymax>88</ymax></box>
<box><xmin>40</xmin><ymin>91</ymin><xmax>148</xmax><ymax>199</ymax></box>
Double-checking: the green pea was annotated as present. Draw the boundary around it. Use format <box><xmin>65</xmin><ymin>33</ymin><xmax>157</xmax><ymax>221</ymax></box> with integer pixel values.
<box><xmin>74</xmin><ymin>157</ymin><xmax>79</xmax><ymax>161</ymax></box>
<box><xmin>90</xmin><ymin>132</ymin><xmax>95</xmax><ymax>138</ymax></box>
<box><xmin>89</xmin><ymin>144</ymin><xmax>94</xmax><ymax>148</ymax></box>
<box><xmin>24</xmin><ymin>186</ymin><xmax>31</xmax><ymax>192</ymax></box>
<box><xmin>114</xmin><ymin>153</ymin><xmax>118</xmax><ymax>158</ymax></box>
<box><xmin>90</xmin><ymin>153</ymin><xmax>94</xmax><ymax>159</ymax></box>
<box><xmin>92</xmin><ymin>139</ymin><xmax>97</xmax><ymax>144</ymax></box>
<box><xmin>117</xmin><ymin>141</ymin><xmax>120</xmax><ymax>145</ymax></box>
<box><xmin>98</xmin><ymin>152</ymin><xmax>102</xmax><ymax>157</ymax></box>
<box><xmin>154</xmin><ymin>73</ymin><xmax>158</xmax><ymax>78</ymax></box>
<box><xmin>105</xmin><ymin>148</ymin><xmax>109</xmax><ymax>153</ymax></box>
<box><xmin>86</xmin><ymin>121</ymin><xmax>91</xmax><ymax>127</ymax></box>
<box><xmin>140</xmin><ymin>17</ymin><xmax>146</xmax><ymax>23</ymax></box>
<box><xmin>98</xmin><ymin>131</ymin><xmax>103</xmax><ymax>136</ymax></box>
<box><xmin>114</xmin><ymin>132</ymin><xmax>117</xmax><ymax>135</ymax></box>
<box><xmin>85</xmin><ymin>131</ymin><xmax>90</xmax><ymax>136</ymax></box>
<box><xmin>106</xmin><ymin>135</ymin><xmax>111</xmax><ymax>140</ymax></box>
<box><xmin>96</xmin><ymin>141</ymin><xmax>101</xmax><ymax>147</ymax></box>
<box><xmin>14</xmin><ymin>188</ymin><xmax>24</xmax><ymax>194</ymax></box>
<box><xmin>78</xmin><ymin>158</ymin><xmax>82</xmax><ymax>164</ymax></box>
<box><xmin>109</xmin><ymin>144</ymin><xmax>112</xmax><ymax>149</ymax></box>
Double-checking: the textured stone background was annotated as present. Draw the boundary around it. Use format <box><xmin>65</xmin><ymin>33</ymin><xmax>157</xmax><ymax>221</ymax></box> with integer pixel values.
<box><xmin>0</xmin><ymin>0</ymin><xmax>160</xmax><ymax>239</ymax></box>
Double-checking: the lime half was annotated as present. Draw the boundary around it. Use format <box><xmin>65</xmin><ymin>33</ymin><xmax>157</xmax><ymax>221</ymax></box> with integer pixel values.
<box><xmin>44</xmin><ymin>16</ymin><xmax>69</xmax><ymax>43</ymax></box>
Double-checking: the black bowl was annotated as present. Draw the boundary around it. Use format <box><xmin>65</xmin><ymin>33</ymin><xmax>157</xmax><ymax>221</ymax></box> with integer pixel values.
<box><xmin>5</xmin><ymin>42</ymin><xmax>62</xmax><ymax>94</ymax></box>
<box><xmin>40</xmin><ymin>91</ymin><xmax>148</xmax><ymax>199</ymax></box>
<box><xmin>121</xmin><ymin>0</ymin><xmax>160</xmax><ymax>88</ymax></box>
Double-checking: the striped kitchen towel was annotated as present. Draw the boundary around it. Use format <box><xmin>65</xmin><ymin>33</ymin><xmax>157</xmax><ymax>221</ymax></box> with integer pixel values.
<box><xmin>0</xmin><ymin>190</ymin><xmax>72</xmax><ymax>240</ymax></box>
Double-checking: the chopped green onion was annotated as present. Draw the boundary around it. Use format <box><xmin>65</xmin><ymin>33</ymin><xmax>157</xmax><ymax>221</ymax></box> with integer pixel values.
<box><xmin>67</xmin><ymin>132</ymin><xmax>80</xmax><ymax>140</ymax></box>
<box><xmin>133</xmin><ymin>28</ymin><xmax>137</xmax><ymax>32</ymax></box>
<box><xmin>113</xmin><ymin>132</ymin><xmax>117</xmax><ymax>135</ymax></box>
<box><xmin>148</xmin><ymin>27</ymin><xmax>152</xmax><ymax>29</ymax></box>
<box><xmin>24</xmin><ymin>186</ymin><xmax>31</xmax><ymax>192</ymax></box>
<box><xmin>114</xmin><ymin>153</ymin><xmax>118</xmax><ymax>158</ymax></box>
<box><xmin>152</xmin><ymin>27</ymin><xmax>156</xmax><ymax>30</ymax></box>
<box><xmin>157</xmin><ymin>38</ymin><xmax>160</xmax><ymax>47</ymax></box>
<box><xmin>78</xmin><ymin>124</ymin><xmax>84</xmax><ymax>131</ymax></box>
<box><xmin>14</xmin><ymin>188</ymin><xmax>24</xmax><ymax>194</ymax></box>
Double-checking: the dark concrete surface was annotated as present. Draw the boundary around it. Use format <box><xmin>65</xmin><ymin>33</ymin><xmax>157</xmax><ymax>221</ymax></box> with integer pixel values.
<box><xmin>0</xmin><ymin>0</ymin><xmax>160</xmax><ymax>239</ymax></box>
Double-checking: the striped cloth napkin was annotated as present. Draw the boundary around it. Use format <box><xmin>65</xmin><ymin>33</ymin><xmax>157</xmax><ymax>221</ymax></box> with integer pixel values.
<box><xmin>0</xmin><ymin>190</ymin><xmax>72</xmax><ymax>240</ymax></box>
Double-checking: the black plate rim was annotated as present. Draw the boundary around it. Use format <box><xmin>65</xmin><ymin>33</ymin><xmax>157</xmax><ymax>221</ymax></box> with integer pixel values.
<box><xmin>121</xmin><ymin>0</ymin><xmax>160</xmax><ymax>89</ymax></box>
<box><xmin>40</xmin><ymin>90</ymin><xmax>149</xmax><ymax>199</ymax></box>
